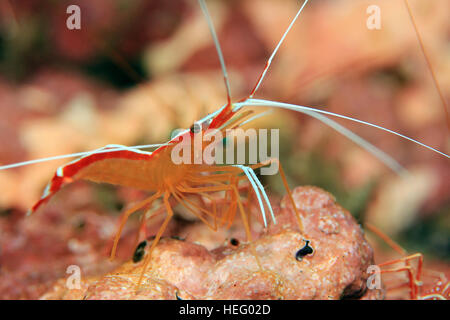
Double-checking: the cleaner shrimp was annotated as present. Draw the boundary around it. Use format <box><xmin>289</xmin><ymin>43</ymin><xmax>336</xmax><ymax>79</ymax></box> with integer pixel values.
<box><xmin>0</xmin><ymin>0</ymin><xmax>448</xmax><ymax>291</ymax></box>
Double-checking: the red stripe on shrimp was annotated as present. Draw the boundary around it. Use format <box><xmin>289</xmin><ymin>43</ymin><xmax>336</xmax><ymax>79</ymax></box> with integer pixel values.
<box><xmin>30</xmin><ymin>149</ymin><xmax>155</xmax><ymax>214</ymax></box>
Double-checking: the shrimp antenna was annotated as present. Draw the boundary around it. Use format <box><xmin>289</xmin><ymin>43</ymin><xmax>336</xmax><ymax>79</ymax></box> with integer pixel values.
<box><xmin>0</xmin><ymin>144</ymin><xmax>163</xmax><ymax>170</ymax></box>
<box><xmin>249</xmin><ymin>0</ymin><xmax>310</xmax><ymax>99</ymax></box>
<box><xmin>239</xmin><ymin>100</ymin><xmax>404</xmax><ymax>173</ymax></box>
<box><xmin>198</xmin><ymin>0</ymin><xmax>232</xmax><ymax>104</ymax></box>
<box><xmin>365</xmin><ymin>223</ymin><xmax>407</xmax><ymax>256</ymax></box>
<box><xmin>243</xmin><ymin>99</ymin><xmax>450</xmax><ymax>160</ymax></box>
<box><xmin>403</xmin><ymin>0</ymin><xmax>450</xmax><ymax>131</ymax></box>
<box><xmin>239</xmin><ymin>99</ymin><xmax>450</xmax><ymax>173</ymax></box>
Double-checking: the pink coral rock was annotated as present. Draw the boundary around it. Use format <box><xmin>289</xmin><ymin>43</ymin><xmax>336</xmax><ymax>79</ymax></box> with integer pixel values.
<box><xmin>41</xmin><ymin>186</ymin><xmax>381</xmax><ymax>300</ymax></box>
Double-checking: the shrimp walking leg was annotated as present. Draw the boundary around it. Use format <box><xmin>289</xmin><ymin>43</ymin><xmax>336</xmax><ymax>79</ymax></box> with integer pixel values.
<box><xmin>177</xmin><ymin>183</ymin><xmax>252</xmax><ymax>239</ymax></box>
<box><xmin>377</xmin><ymin>253</ymin><xmax>424</xmax><ymax>299</ymax></box>
<box><xmin>178</xmin><ymin>182</ymin><xmax>263</xmax><ymax>270</ymax></box>
<box><xmin>364</xmin><ymin>224</ymin><xmax>448</xmax><ymax>300</ymax></box>
<box><xmin>172</xmin><ymin>190</ymin><xmax>219</xmax><ymax>231</ymax></box>
<box><xmin>136</xmin><ymin>191</ymin><xmax>174</xmax><ymax>290</ymax></box>
<box><xmin>134</xmin><ymin>202</ymin><xmax>167</xmax><ymax>251</ymax></box>
<box><xmin>110</xmin><ymin>191</ymin><xmax>162</xmax><ymax>260</ymax></box>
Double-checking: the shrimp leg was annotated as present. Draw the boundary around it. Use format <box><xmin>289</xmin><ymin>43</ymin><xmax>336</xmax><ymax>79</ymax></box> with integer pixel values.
<box><xmin>377</xmin><ymin>253</ymin><xmax>424</xmax><ymax>299</ymax></box>
<box><xmin>179</xmin><ymin>182</ymin><xmax>264</xmax><ymax>271</ymax></box>
<box><xmin>136</xmin><ymin>191</ymin><xmax>173</xmax><ymax>290</ymax></box>
<box><xmin>178</xmin><ymin>183</ymin><xmax>252</xmax><ymax>242</ymax></box>
<box><xmin>110</xmin><ymin>191</ymin><xmax>162</xmax><ymax>260</ymax></box>
<box><xmin>172</xmin><ymin>189</ymin><xmax>218</xmax><ymax>231</ymax></box>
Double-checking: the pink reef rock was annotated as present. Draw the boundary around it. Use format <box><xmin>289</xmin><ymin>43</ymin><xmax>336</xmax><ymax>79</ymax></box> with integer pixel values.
<box><xmin>41</xmin><ymin>186</ymin><xmax>382</xmax><ymax>300</ymax></box>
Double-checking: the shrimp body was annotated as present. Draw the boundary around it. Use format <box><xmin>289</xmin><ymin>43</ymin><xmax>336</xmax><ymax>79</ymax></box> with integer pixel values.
<box><xmin>31</xmin><ymin>147</ymin><xmax>184</xmax><ymax>212</ymax></box>
<box><xmin>27</xmin><ymin>99</ymin><xmax>273</xmax><ymax>289</ymax></box>
<box><xmin>30</xmin><ymin>103</ymin><xmax>240</xmax><ymax>214</ymax></box>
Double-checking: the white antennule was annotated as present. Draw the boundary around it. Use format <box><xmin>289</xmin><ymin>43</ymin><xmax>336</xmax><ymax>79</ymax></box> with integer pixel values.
<box><xmin>0</xmin><ymin>144</ymin><xmax>164</xmax><ymax>170</ymax></box>
<box><xmin>234</xmin><ymin>164</ymin><xmax>268</xmax><ymax>227</ymax></box>
<box><xmin>198</xmin><ymin>0</ymin><xmax>232</xmax><ymax>104</ymax></box>
<box><xmin>249</xmin><ymin>0</ymin><xmax>310</xmax><ymax>99</ymax></box>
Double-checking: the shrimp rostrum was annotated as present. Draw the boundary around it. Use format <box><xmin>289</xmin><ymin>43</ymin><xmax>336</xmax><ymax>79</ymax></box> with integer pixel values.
<box><xmin>1</xmin><ymin>0</ymin><xmax>449</xmax><ymax>289</ymax></box>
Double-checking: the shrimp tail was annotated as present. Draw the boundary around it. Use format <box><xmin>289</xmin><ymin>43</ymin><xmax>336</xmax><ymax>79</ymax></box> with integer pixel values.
<box><xmin>28</xmin><ymin>174</ymin><xmax>68</xmax><ymax>215</ymax></box>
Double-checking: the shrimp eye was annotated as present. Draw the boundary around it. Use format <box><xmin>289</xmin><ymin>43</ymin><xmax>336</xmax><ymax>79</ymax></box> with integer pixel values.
<box><xmin>295</xmin><ymin>239</ymin><xmax>314</xmax><ymax>261</ymax></box>
<box><xmin>75</xmin><ymin>219</ymin><xmax>86</xmax><ymax>231</ymax></box>
<box><xmin>230</xmin><ymin>238</ymin><xmax>239</xmax><ymax>246</ymax></box>
<box><xmin>133</xmin><ymin>240</ymin><xmax>147</xmax><ymax>263</ymax></box>
<box><xmin>190</xmin><ymin>123</ymin><xmax>201</xmax><ymax>134</ymax></box>
<box><xmin>175</xmin><ymin>291</ymin><xmax>183</xmax><ymax>300</ymax></box>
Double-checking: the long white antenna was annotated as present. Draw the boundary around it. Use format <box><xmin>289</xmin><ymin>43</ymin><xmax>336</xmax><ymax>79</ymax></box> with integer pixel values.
<box><xmin>249</xmin><ymin>0</ymin><xmax>310</xmax><ymax>98</ymax></box>
<box><xmin>0</xmin><ymin>144</ymin><xmax>163</xmax><ymax>170</ymax></box>
<box><xmin>3</xmin><ymin>97</ymin><xmax>448</xmax><ymax>172</ymax></box>
<box><xmin>237</xmin><ymin>99</ymin><xmax>449</xmax><ymax>174</ymax></box>
<box><xmin>244</xmin><ymin>99</ymin><xmax>449</xmax><ymax>160</ymax></box>
<box><xmin>198</xmin><ymin>0</ymin><xmax>232</xmax><ymax>104</ymax></box>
